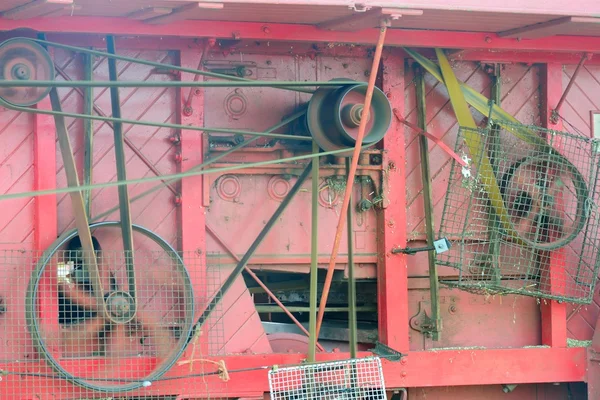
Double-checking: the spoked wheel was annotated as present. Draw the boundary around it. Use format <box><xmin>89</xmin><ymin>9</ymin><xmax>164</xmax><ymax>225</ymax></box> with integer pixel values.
<box><xmin>499</xmin><ymin>154</ymin><xmax>589</xmax><ymax>250</ymax></box>
<box><xmin>0</xmin><ymin>38</ymin><xmax>54</xmax><ymax>106</ymax></box>
<box><xmin>26</xmin><ymin>221</ymin><xmax>195</xmax><ymax>393</ymax></box>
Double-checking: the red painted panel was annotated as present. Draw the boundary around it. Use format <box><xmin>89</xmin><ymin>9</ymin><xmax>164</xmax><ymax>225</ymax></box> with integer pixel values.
<box><xmin>204</xmin><ymin>52</ymin><xmax>380</xmax><ymax>269</ymax></box>
<box><xmin>409</xmin><ymin>383</ymin><xmax>570</xmax><ymax>400</ymax></box>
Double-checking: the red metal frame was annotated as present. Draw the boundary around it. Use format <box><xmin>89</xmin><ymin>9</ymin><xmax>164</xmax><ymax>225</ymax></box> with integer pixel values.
<box><xmin>2</xmin><ymin>21</ymin><xmax>595</xmax><ymax>398</ymax></box>
<box><xmin>2</xmin><ymin>17</ymin><xmax>600</xmax><ymax>53</ymax></box>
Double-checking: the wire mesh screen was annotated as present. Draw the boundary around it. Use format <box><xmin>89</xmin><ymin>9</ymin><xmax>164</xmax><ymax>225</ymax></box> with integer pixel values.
<box><xmin>437</xmin><ymin>122</ymin><xmax>600</xmax><ymax>304</ymax></box>
<box><xmin>268</xmin><ymin>357</ymin><xmax>386</xmax><ymax>400</ymax></box>
<box><xmin>0</xmin><ymin>248</ymin><xmax>227</xmax><ymax>399</ymax></box>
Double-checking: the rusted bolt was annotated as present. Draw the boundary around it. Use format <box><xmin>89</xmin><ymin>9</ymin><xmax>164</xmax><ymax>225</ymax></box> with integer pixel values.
<box><xmin>485</xmin><ymin>36</ymin><xmax>492</xmax><ymax>43</ymax></box>
<box><xmin>449</xmin><ymin>305</ymin><xmax>457</xmax><ymax>314</ymax></box>
<box><xmin>169</xmin><ymin>134</ymin><xmax>181</xmax><ymax>145</ymax></box>
<box><xmin>262</xmin><ymin>26</ymin><xmax>271</xmax><ymax>34</ymax></box>
<box><xmin>194</xmin><ymin>88</ymin><xmax>202</xmax><ymax>96</ymax></box>
<box><xmin>174</xmin><ymin>152</ymin><xmax>183</xmax><ymax>163</ymax></box>
<box><xmin>401</xmin><ymin>371</ymin><xmax>407</xmax><ymax>377</ymax></box>
<box><xmin>183</xmin><ymin>106</ymin><xmax>193</xmax><ymax>116</ymax></box>
<box><xmin>400</xmin><ymin>358</ymin><xmax>407</xmax><ymax>365</ymax></box>
<box><xmin>364</xmin><ymin>70</ymin><xmax>371</xmax><ymax>77</ymax></box>
<box><xmin>207</xmin><ymin>37</ymin><xmax>217</xmax><ymax>47</ymax></box>
<box><xmin>387</xmin><ymin>219</ymin><xmax>395</xmax><ymax>227</ymax></box>
<box><xmin>386</xmin><ymin>91</ymin><xmax>392</xmax><ymax>99</ymax></box>
<box><xmin>174</xmin><ymin>195</ymin><xmax>182</xmax><ymax>206</ymax></box>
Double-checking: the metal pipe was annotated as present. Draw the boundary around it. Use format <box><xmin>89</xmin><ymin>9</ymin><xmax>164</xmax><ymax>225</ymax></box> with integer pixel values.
<box><xmin>33</xmin><ymin>38</ymin><xmax>315</xmax><ymax>94</ymax></box>
<box><xmin>346</xmin><ymin>157</ymin><xmax>358</xmax><ymax>357</ymax></box>
<box><xmin>90</xmin><ymin>109</ymin><xmax>307</xmax><ymax>222</ymax></box>
<box><xmin>0</xmin><ymin>79</ymin><xmax>356</xmax><ymax>88</ymax></box>
<box><xmin>315</xmin><ymin>19</ymin><xmax>388</xmax><ymax>339</ymax></box>
<box><xmin>416</xmin><ymin>65</ymin><xmax>441</xmax><ymax>341</ymax></box>
<box><xmin>554</xmin><ymin>53</ymin><xmax>590</xmax><ymax>116</ymax></box>
<box><xmin>192</xmin><ymin>162</ymin><xmax>314</xmax><ymax>333</ymax></box>
<box><xmin>308</xmin><ymin>141</ymin><xmax>320</xmax><ymax>362</ymax></box>
<box><xmin>205</xmin><ymin>223</ymin><xmax>325</xmax><ymax>352</ymax></box>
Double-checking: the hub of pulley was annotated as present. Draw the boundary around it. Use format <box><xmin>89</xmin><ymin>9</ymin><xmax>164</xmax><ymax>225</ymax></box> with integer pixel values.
<box><xmin>0</xmin><ymin>38</ymin><xmax>54</xmax><ymax>107</ymax></box>
<box><xmin>306</xmin><ymin>79</ymin><xmax>392</xmax><ymax>156</ymax></box>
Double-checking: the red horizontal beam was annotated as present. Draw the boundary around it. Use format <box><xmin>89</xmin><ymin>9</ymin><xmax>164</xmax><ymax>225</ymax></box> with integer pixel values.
<box><xmin>0</xmin><ymin>347</ymin><xmax>587</xmax><ymax>398</ymax></box>
<box><xmin>450</xmin><ymin>50</ymin><xmax>600</xmax><ymax>65</ymax></box>
<box><xmin>1</xmin><ymin>17</ymin><xmax>600</xmax><ymax>53</ymax></box>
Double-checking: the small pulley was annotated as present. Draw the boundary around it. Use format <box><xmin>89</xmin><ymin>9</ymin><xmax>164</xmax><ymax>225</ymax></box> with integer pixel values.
<box><xmin>0</xmin><ymin>38</ymin><xmax>54</xmax><ymax>106</ymax></box>
<box><xmin>306</xmin><ymin>79</ymin><xmax>392</xmax><ymax>156</ymax></box>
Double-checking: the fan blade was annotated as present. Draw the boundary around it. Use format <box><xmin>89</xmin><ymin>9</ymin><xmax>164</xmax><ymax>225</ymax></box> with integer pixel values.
<box><xmin>134</xmin><ymin>309</ymin><xmax>176</xmax><ymax>359</ymax></box>
<box><xmin>58</xmin><ymin>282</ymin><xmax>99</xmax><ymax>311</ymax></box>
<box><xmin>60</xmin><ymin>316</ymin><xmax>108</xmax><ymax>357</ymax></box>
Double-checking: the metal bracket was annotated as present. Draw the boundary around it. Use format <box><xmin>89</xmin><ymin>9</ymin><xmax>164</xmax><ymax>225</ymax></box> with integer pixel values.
<box><xmin>409</xmin><ymin>301</ymin><xmax>442</xmax><ymax>337</ymax></box>
<box><xmin>392</xmin><ymin>237</ymin><xmax>451</xmax><ymax>255</ymax></box>
<box><xmin>372</xmin><ymin>341</ymin><xmax>405</xmax><ymax>362</ymax></box>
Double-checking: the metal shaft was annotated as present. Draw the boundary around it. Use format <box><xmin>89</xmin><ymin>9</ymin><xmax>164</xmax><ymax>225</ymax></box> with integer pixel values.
<box><xmin>0</xmin><ymin>80</ymin><xmax>356</xmax><ymax>88</ymax></box>
<box><xmin>315</xmin><ymin>20</ymin><xmax>388</xmax><ymax>339</ymax></box>
<box><xmin>193</xmin><ymin>162</ymin><xmax>313</xmax><ymax>331</ymax></box>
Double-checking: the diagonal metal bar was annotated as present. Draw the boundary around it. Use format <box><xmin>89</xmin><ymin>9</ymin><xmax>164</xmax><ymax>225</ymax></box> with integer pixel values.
<box><xmin>38</xmin><ymin>33</ymin><xmax>107</xmax><ymax>314</ymax></box>
<box><xmin>192</xmin><ymin>162</ymin><xmax>313</xmax><ymax>336</ymax></box>
<box><xmin>89</xmin><ymin>109</ymin><xmax>307</xmax><ymax>222</ymax></box>
<box><xmin>107</xmin><ymin>35</ymin><xmax>137</xmax><ymax>309</ymax></box>
<box><xmin>53</xmin><ymin>63</ymin><xmax>179</xmax><ymax>196</ymax></box>
<box><xmin>346</xmin><ymin>157</ymin><xmax>358</xmax><ymax>357</ymax></box>
<box><xmin>553</xmin><ymin>52</ymin><xmax>591</xmax><ymax>120</ymax></box>
<box><xmin>205</xmin><ymin>223</ymin><xmax>325</xmax><ymax>352</ymax></box>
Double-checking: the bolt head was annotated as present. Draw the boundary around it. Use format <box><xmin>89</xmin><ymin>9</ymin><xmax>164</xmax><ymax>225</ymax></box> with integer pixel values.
<box><xmin>401</xmin><ymin>371</ymin><xmax>407</xmax><ymax>377</ymax></box>
<box><xmin>183</xmin><ymin>106</ymin><xmax>193</xmax><ymax>116</ymax></box>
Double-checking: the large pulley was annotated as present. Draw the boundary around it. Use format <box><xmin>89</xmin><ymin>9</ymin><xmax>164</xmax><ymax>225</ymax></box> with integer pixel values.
<box><xmin>306</xmin><ymin>79</ymin><xmax>392</xmax><ymax>156</ymax></box>
<box><xmin>0</xmin><ymin>38</ymin><xmax>54</xmax><ymax>106</ymax></box>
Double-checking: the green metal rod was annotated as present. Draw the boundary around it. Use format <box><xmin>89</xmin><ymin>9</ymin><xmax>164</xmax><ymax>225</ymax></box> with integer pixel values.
<box><xmin>0</xmin><ymin>99</ymin><xmax>311</xmax><ymax>142</ymax></box>
<box><xmin>0</xmin><ymin>80</ymin><xmax>356</xmax><ymax>88</ymax></box>
<box><xmin>33</xmin><ymin>38</ymin><xmax>316</xmax><ymax>94</ymax></box>
<box><xmin>346</xmin><ymin>157</ymin><xmax>358</xmax><ymax>358</ymax></box>
<box><xmin>0</xmin><ymin>146</ymin><xmax>352</xmax><ymax>201</ymax></box>
<box><xmin>90</xmin><ymin>109</ymin><xmax>307</xmax><ymax>222</ymax></box>
<box><xmin>83</xmin><ymin>51</ymin><xmax>93</xmax><ymax>219</ymax></box>
<box><xmin>308</xmin><ymin>141</ymin><xmax>319</xmax><ymax>363</ymax></box>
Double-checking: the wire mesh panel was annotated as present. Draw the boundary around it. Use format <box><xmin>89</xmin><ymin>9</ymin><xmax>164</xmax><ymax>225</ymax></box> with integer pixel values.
<box><xmin>268</xmin><ymin>357</ymin><xmax>386</xmax><ymax>400</ymax></box>
<box><xmin>437</xmin><ymin>122</ymin><xmax>600</xmax><ymax>304</ymax></box>
<box><xmin>0</xmin><ymin>244</ymin><xmax>227</xmax><ymax>399</ymax></box>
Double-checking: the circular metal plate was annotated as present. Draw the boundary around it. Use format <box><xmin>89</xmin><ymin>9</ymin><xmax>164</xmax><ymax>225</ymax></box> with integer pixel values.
<box><xmin>0</xmin><ymin>38</ymin><xmax>54</xmax><ymax>106</ymax></box>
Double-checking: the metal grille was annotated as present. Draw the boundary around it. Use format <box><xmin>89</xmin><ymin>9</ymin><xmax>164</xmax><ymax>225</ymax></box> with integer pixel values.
<box><xmin>0</xmin><ymin>248</ymin><xmax>226</xmax><ymax>399</ymax></box>
<box><xmin>268</xmin><ymin>357</ymin><xmax>386</xmax><ymax>400</ymax></box>
<box><xmin>437</xmin><ymin>122</ymin><xmax>600</xmax><ymax>304</ymax></box>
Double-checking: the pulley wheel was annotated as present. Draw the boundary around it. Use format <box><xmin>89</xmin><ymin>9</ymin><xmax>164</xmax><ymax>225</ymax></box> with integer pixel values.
<box><xmin>0</xmin><ymin>38</ymin><xmax>54</xmax><ymax>106</ymax></box>
<box><xmin>26</xmin><ymin>222</ymin><xmax>195</xmax><ymax>393</ymax></box>
<box><xmin>307</xmin><ymin>79</ymin><xmax>392</xmax><ymax>157</ymax></box>
<box><xmin>499</xmin><ymin>154</ymin><xmax>589</xmax><ymax>250</ymax></box>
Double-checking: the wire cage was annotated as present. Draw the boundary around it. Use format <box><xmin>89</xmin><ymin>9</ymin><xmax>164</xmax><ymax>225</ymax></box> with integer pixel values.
<box><xmin>0</xmin><ymin>248</ymin><xmax>227</xmax><ymax>399</ymax></box>
<box><xmin>268</xmin><ymin>357</ymin><xmax>386</xmax><ymax>400</ymax></box>
<box><xmin>436</xmin><ymin>121</ymin><xmax>600</xmax><ymax>304</ymax></box>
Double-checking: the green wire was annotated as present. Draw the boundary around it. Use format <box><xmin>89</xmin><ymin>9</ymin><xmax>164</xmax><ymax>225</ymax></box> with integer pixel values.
<box><xmin>0</xmin><ymin>99</ymin><xmax>311</xmax><ymax>142</ymax></box>
<box><xmin>0</xmin><ymin>147</ymin><xmax>351</xmax><ymax>202</ymax></box>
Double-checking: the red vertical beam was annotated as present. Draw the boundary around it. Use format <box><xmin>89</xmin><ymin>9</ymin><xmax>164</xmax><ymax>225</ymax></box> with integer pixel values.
<box><xmin>377</xmin><ymin>50</ymin><xmax>409</xmax><ymax>351</ymax></box>
<box><xmin>540</xmin><ymin>63</ymin><xmax>567</xmax><ymax>347</ymax></box>
<box><xmin>33</xmin><ymin>96</ymin><xmax>59</xmax><ymax>344</ymax></box>
<box><xmin>178</xmin><ymin>49</ymin><xmax>209</xmax><ymax>356</ymax></box>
